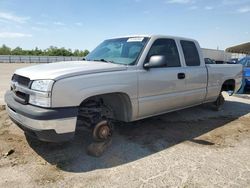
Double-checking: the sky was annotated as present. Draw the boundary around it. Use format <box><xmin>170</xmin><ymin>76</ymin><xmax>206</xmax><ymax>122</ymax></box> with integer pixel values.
<box><xmin>0</xmin><ymin>0</ymin><xmax>250</xmax><ymax>51</ymax></box>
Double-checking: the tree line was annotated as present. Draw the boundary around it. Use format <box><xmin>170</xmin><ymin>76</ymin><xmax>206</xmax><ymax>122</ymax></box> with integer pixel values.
<box><xmin>0</xmin><ymin>44</ymin><xmax>89</xmax><ymax>57</ymax></box>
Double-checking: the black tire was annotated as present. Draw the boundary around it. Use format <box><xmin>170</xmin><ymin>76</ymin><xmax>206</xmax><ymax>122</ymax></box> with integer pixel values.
<box><xmin>213</xmin><ymin>93</ymin><xmax>225</xmax><ymax>111</ymax></box>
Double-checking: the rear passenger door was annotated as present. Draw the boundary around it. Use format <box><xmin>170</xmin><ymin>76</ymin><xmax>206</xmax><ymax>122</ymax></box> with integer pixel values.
<box><xmin>138</xmin><ymin>38</ymin><xmax>187</xmax><ymax>118</ymax></box>
<box><xmin>180</xmin><ymin>40</ymin><xmax>207</xmax><ymax>106</ymax></box>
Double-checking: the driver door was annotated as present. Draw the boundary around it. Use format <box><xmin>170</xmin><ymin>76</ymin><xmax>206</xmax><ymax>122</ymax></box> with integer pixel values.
<box><xmin>138</xmin><ymin>38</ymin><xmax>186</xmax><ymax>118</ymax></box>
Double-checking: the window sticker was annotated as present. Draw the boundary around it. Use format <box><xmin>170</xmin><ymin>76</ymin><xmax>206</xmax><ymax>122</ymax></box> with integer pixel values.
<box><xmin>127</xmin><ymin>37</ymin><xmax>144</xmax><ymax>42</ymax></box>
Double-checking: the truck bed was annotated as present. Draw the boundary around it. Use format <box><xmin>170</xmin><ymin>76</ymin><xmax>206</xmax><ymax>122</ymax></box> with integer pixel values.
<box><xmin>205</xmin><ymin>64</ymin><xmax>242</xmax><ymax>102</ymax></box>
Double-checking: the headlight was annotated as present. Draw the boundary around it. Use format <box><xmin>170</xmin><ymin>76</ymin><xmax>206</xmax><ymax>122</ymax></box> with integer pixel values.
<box><xmin>29</xmin><ymin>80</ymin><xmax>54</xmax><ymax>107</ymax></box>
<box><xmin>31</xmin><ymin>80</ymin><xmax>54</xmax><ymax>92</ymax></box>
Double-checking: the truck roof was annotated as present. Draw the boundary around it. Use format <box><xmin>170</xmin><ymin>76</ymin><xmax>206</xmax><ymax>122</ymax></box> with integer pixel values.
<box><xmin>109</xmin><ymin>34</ymin><xmax>197</xmax><ymax>42</ymax></box>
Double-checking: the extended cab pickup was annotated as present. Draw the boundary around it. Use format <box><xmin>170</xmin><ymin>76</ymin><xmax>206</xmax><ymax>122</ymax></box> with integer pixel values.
<box><xmin>5</xmin><ymin>35</ymin><xmax>243</xmax><ymax>142</ymax></box>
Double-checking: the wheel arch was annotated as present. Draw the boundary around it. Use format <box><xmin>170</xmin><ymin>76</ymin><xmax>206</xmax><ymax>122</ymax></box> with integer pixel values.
<box><xmin>221</xmin><ymin>79</ymin><xmax>236</xmax><ymax>92</ymax></box>
<box><xmin>79</xmin><ymin>92</ymin><xmax>133</xmax><ymax>122</ymax></box>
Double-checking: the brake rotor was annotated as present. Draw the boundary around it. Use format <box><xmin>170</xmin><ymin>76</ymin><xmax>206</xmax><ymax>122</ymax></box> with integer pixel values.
<box><xmin>93</xmin><ymin>120</ymin><xmax>113</xmax><ymax>142</ymax></box>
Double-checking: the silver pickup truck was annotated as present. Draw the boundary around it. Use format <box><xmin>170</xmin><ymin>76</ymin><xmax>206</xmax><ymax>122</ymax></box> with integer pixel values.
<box><xmin>5</xmin><ymin>35</ymin><xmax>242</xmax><ymax>143</ymax></box>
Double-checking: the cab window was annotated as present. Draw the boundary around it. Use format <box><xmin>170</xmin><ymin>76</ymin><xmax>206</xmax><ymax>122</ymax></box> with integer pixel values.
<box><xmin>181</xmin><ymin>40</ymin><xmax>200</xmax><ymax>66</ymax></box>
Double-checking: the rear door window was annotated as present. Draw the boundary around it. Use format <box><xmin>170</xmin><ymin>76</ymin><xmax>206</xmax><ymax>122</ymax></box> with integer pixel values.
<box><xmin>181</xmin><ymin>40</ymin><xmax>200</xmax><ymax>66</ymax></box>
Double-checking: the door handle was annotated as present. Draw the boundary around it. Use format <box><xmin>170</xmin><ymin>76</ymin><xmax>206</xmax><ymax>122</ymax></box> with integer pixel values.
<box><xmin>178</xmin><ymin>73</ymin><xmax>185</xmax><ymax>79</ymax></box>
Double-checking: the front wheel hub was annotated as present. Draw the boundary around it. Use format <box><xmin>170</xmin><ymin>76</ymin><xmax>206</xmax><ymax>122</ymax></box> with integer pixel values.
<box><xmin>93</xmin><ymin>120</ymin><xmax>113</xmax><ymax>142</ymax></box>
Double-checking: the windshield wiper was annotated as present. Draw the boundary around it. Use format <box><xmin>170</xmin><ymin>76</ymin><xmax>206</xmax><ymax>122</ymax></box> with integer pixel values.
<box><xmin>91</xmin><ymin>59</ymin><xmax>116</xmax><ymax>64</ymax></box>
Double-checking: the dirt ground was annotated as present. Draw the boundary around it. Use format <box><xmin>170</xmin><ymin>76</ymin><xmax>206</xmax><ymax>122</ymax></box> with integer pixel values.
<box><xmin>0</xmin><ymin>94</ymin><xmax>250</xmax><ymax>188</ymax></box>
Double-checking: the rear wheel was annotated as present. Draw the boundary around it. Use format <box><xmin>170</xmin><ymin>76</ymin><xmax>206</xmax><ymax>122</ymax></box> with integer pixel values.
<box><xmin>213</xmin><ymin>92</ymin><xmax>225</xmax><ymax>111</ymax></box>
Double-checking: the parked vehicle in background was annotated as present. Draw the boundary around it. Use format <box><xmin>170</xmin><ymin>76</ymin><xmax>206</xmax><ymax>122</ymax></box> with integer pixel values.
<box><xmin>202</xmin><ymin>48</ymin><xmax>232</xmax><ymax>64</ymax></box>
<box><xmin>4</xmin><ymin>35</ymin><xmax>243</xmax><ymax>153</ymax></box>
<box><xmin>204</xmin><ymin>58</ymin><xmax>216</xmax><ymax>64</ymax></box>
<box><xmin>215</xmin><ymin>61</ymin><xmax>225</xmax><ymax>64</ymax></box>
<box><xmin>238</xmin><ymin>56</ymin><xmax>250</xmax><ymax>91</ymax></box>
<box><xmin>228</xmin><ymin>58</ymin><xmax>239</xmax><ymax>64</ymax></box>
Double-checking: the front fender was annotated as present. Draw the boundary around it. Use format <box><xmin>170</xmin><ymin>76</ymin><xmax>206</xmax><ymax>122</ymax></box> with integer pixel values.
<box><xmin>51</xmin><ymin>71</ymin><xmax>138</xmax><ymax>108</ymax></box>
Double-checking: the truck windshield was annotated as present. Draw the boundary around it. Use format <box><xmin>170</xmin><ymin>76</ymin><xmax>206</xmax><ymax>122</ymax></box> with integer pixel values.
<box><xmin>85</xmin><ymin>37</ymin><xmax>149</xmax><ymax>65</ymax></box>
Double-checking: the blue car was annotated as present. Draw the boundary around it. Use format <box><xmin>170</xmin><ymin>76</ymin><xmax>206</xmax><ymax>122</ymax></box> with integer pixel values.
<box><xmin>238</xmin><ymin>57</ymin><xmax>250</xmax><ymax>91</ymax></box>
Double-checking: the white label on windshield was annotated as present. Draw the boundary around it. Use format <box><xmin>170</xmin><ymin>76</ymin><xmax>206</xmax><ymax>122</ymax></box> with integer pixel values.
<box><xmin>127</xmin><ymin>37</ymin><xmax>144</xmax><ymax>42</ymax></box>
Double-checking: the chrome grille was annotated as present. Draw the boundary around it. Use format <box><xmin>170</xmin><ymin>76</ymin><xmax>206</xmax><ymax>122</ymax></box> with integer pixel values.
<box><xmin>11</xmin><ymin>74</ymin><xmax>31</xmax><ymax>104</ymax></box>
<box><xmin>12</xmin><ymin>74</ymin><xmax>30</xmax><ymax>87</ymax></box>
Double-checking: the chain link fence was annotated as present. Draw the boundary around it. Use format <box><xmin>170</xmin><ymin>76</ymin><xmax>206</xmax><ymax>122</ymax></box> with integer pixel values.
<box><xmin>0</xmin><ymin>55</ymin><xmax>83</xmax><ymax>63</ymax></box>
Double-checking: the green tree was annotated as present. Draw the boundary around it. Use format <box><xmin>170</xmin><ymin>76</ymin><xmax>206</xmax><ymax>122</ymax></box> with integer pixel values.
<box><xmin>0</xmin><ymin>44</ymin><xmax>11</xmax><ymax>55</ymax></box>
<box><xmin>80</xmin><ymin>50</ymin><xmax>89</xmax><ymax>57</ymax></box>
<box><xmin>33</xmin><ymin>47</ymin><xmax>43</xmax><ymax>56</ymax></box>
<box><xmin>0</xmin><ymin>44</ymin><xmax>89</xmax><ymax>57</ymax></box>
<box><xmin>73</xmin><ymin>49</ymin><xmax>80</xmax><ymax>56</ymax></box>
<box><xmin>11</xmin><ymin>47</ymin><xmax>23</xmax><ymax>55</ymax></box>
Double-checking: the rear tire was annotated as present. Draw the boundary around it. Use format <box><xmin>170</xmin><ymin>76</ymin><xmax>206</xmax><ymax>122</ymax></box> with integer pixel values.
<box><xmin>213</xmin><ymin>92</ymin><xmax>225</xmax><ymax>111</ymax></box>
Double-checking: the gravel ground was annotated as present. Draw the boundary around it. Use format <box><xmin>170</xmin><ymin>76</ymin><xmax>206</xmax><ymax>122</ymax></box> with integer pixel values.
<box><xmin>0</xmin><ymin>94</ymin><xmax>250</xmax><ymax>188</ymax></box>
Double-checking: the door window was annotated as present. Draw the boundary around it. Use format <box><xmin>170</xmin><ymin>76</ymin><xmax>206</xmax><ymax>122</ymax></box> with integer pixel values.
<box><xmin>146</xmin><ymin>39</ymin><xmax>181</xmax><ymax>67</ymax></box>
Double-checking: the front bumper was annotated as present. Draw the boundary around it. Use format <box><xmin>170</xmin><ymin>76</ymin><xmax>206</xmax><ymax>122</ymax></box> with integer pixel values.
<box><xmin>5</xmin><ymin>91</ymin><xmax>78</xmax><ymax>142</ymax></box>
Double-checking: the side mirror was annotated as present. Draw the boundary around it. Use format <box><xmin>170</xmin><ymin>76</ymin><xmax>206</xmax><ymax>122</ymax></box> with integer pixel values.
<box><xmin>144</xmin><ymin>55</ymin><xmax>167</xmax><ymax>69</ymax></box>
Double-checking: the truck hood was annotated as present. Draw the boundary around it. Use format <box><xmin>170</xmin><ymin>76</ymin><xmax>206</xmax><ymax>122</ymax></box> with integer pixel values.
<box><xmin>15</xmin><ymin>61</ymin><xmax>127</xmax><ymax>80</ymax></box>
